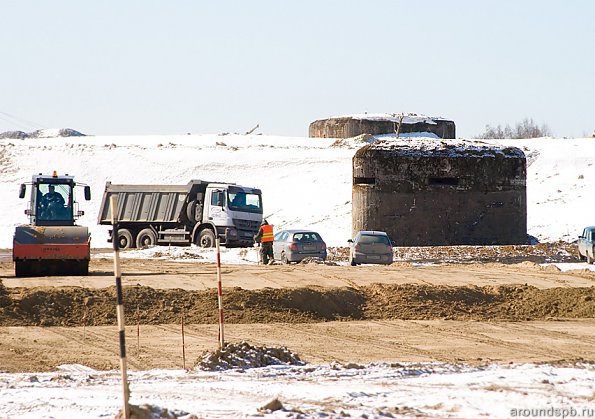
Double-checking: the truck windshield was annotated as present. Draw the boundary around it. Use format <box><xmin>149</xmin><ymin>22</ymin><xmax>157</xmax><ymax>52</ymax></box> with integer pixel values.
<box><xmin>228</xmin><ymin>190</ymin><xmax>262</xmax><ymax>213</ymax></box>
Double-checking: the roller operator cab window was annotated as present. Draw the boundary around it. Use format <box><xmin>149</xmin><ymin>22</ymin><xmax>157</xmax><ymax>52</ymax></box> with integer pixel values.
<box><xmin>37</xmin><ymin>183</ymin><xmax>73</xmax><ymax>221</ymax></box>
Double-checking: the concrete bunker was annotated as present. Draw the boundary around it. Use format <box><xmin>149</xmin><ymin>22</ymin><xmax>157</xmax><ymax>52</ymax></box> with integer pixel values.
<box><xmin>310</xmin><ymin>113</ymin><xmax>456</xmax><ymax>139</ymax></box>
<box><xmin>352</xmin><ymin>139</ymin><xmax>527</xmax><ymax>246</ymax></box>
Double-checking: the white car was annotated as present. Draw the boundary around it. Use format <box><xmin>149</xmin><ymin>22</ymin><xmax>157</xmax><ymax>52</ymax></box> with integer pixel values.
<box><xmin>348</xmin><ymin>231</ymin><xmax>394</xmax><ymax>266</ymax></box>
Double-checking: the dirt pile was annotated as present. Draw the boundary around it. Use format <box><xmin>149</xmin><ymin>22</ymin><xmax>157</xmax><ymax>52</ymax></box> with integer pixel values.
<box><xmin>0</xmin><ymin>282</ymin><xmax>592</xmax><ymax>327</ymax></box>
<box><xmin>327</xmin><ymin>241</ymin><xmax>578</xmax><ymax>264</ymax></box>
<box><xmin>363</xmin><ymin>284</ymin><xmax>595</xmax><ymax>320</ymax></box>
<box><xmin>195</xmin><ymin>341</ymin><xmax>304</xmax><ymax>371</ymax></box>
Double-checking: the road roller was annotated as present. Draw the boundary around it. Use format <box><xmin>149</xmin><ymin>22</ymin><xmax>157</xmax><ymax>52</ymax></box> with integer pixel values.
<box><xmin>13</xmin><ymin>171</ymin><xmax>91</xmax><ymax>277</ymax></box>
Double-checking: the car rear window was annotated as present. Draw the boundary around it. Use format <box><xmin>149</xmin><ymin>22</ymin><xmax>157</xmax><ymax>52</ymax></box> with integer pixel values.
<box><xmin>358</xmin><ymin>234</ymin><xmax>390</xmax><ymax>245</ymax></box>
<box><xmin>292</xmin><ymin>232</ymin><xmax>321</xmax><ymax>242</ymax></box>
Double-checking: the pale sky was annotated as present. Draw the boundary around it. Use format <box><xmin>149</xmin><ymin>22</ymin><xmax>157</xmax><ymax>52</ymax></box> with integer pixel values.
<box><xmin>1</xmin><ymin>1</ymin><xmax>594</xmax><ymax>138</ymax></box>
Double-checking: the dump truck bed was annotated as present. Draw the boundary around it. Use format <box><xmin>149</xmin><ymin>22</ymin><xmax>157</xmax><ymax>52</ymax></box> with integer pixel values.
<box><xmin>97</xmin><ymin>182</ymin><xmax>197</xmax><ymax>225</ymax></box>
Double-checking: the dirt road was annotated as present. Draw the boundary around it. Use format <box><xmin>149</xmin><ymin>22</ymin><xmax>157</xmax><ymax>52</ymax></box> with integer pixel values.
<box><xmin>3</xmin><ymin>256</ymin><xmax>595</xmax><ymax>290</ymax></box>
<box><xmin>0</xmin><ymin>247</ymin><xmax>594</xmax><ymax>373</ymax></box>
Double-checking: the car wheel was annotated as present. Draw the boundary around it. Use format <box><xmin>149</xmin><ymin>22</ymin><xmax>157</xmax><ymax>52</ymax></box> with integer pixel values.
<box><xmin>350</xmin><ymin>259</ymin><xmax>357</xmax><ymax>266</ymax></box>
<box><xmin>136</xmin><ymin>228</ymin><xmax>157</xmax><ymax>248</ymax></box>
<box><xmin>281</xmin><ymin>252</ymin><xmax>289</xmax><ymax>265</ymax></box>
<box><xmin>588</xmin><ymin>253</ymin><xmax>593</xmax><ymax>264</ymax></box>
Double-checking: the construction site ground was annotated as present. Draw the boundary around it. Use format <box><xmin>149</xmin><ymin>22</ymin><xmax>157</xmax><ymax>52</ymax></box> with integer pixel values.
<box><xmin>0</xmin><ymin>242</ymin><xmax>594</xmax><ymax>373</ymax></box>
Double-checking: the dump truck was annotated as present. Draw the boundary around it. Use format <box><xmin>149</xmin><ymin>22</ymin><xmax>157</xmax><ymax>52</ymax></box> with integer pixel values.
<box><xmin>97</xmin><ymin>180</ymin><xmax>263</xmax><ymax>248</ymax></box>
<box><xmin>13</xmin><ymin>172</ymin><xmax>92</xmax><ymax>277</ymax></box>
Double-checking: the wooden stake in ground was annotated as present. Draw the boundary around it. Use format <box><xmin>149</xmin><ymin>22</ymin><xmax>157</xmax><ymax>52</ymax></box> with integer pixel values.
<box><xmin>135</xmin><ymin>305</ymin><xmax>140</xmax><ymax>357</ymax></box>
<box><xmin>110</xmin><ymin>195</ymin><xmax>130</xmax><ymax>419</ymax></box>
<box><xmin>82</xmin><ymin>304</ymin><xmax>88</xmax><ymax>341</ymax></box>
<box><xmin>181</xmin><ymin>308</ymin><xmax>186</xmax><ymax>370</ymax></box>
<box><xmin>216</xmin><ymin>238</ymin><xmax>225</xmax><ymax>349</ymax></box>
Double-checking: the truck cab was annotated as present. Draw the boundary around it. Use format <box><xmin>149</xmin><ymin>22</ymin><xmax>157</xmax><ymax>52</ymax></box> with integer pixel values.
<box><xmin>200</xmin><ymin>183</ymin><xmax>263</xmax><ymax>247</ymax></box>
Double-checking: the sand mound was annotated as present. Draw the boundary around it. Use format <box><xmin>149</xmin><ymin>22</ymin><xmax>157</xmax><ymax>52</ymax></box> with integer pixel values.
<box><xmin>0</xmin><ymin>282</ymin><xmax>593</xmax><ymax>326</ymax></box>
<box><xmin>195</xmin><ymin>341</ymin><xmax>304</xmax><ymax>371</ymax></box>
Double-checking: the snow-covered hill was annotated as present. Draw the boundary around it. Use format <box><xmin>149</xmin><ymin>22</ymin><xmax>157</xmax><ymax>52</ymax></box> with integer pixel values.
<box><xmin>0</xmin><ymin>133</ymin><xmax>593</xmax><ymax>248</ymax></box>
<box><xmin>0</xmin><ymin>128</ymin><xmax>85</xmax><ymax>139</ymax></box>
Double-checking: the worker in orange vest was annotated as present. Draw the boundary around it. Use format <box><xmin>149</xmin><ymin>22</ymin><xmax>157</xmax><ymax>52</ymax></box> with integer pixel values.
<box><xmin>254</xmin><ymin>219</ymin><xmax>274</xmax><ymax>265</ymax></box>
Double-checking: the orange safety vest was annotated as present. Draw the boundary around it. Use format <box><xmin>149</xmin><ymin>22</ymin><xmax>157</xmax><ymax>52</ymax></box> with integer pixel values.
<box><xmin>261</xmin><ymin>224</ymin><xmax>274</xmax><ymax>242</ymax></box>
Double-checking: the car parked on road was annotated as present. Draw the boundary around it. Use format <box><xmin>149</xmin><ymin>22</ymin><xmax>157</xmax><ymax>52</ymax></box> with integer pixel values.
<box><xmin>348</xmin><ymin>230</ymin><xmax>394</xmax><ymax>266</ymax></box>
<box><xmin>273</xmin><ymin>229</ymin><xmax>327</xmax><ymax>264</ymax></box>
<box><xmin>577</xmin><ymin>226</ymin><xmax>595</xmax><ymax>264</ymax></box>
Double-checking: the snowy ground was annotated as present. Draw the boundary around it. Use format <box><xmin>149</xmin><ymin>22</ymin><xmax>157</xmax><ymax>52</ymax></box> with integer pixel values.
<box><xmin>1</xmin><ymin>362</ymin><xmax>594</xmax><ymax>418</ymax></box>
<box><xmin>93</xmin><ymin>244</ymin><xmax>595</xmax><ymax>272</ymax></box>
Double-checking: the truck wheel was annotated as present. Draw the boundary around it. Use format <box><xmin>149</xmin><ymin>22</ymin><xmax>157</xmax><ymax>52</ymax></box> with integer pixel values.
<box><xmin>136</xmin><ymin>228</ymin><xmax>157</xmax><ymax>248</ymax></box>
<box><xmin>198</xmin><ymin>229</ymin><xmax>216</xmax><ymax>248</ymax></box>
<box><xmin>117</xmin><ymin>229</ymin><xmax>134</xmax><ymax>249</ymax></box>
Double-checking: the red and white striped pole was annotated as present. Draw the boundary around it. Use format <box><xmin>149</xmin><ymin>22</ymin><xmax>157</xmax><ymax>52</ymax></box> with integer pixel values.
<box><xmin>216</xmin><ymin>238</ymin><xmax>225</xmax><ymax>349</ymax></box>
<box><xmin>110</xmin><ymin>195</ymin><xmax>130</xmax><ymax>419</ymax></box>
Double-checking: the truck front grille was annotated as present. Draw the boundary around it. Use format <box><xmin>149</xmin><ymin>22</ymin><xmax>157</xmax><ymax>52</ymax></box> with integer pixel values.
<box><xmin>233</xmin><ymin>218</ymin><xmax>260</xmax><ymax>233</ymax></box>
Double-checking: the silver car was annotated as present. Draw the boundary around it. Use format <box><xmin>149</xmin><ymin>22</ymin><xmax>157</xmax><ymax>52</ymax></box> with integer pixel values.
<box><xmin>348</xmin><ymin>231</ymin><xmax>394</xmax><ymax>266</ymax></box>
<box><xmin>577</xmin><ymin>226</ymin><xmax>595</xmax><ymax>264</ymax></box>
<box><xmin>273</xmin><ymin>229</ymin><xmax>327</xmax><ymax>264</ymax></box>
